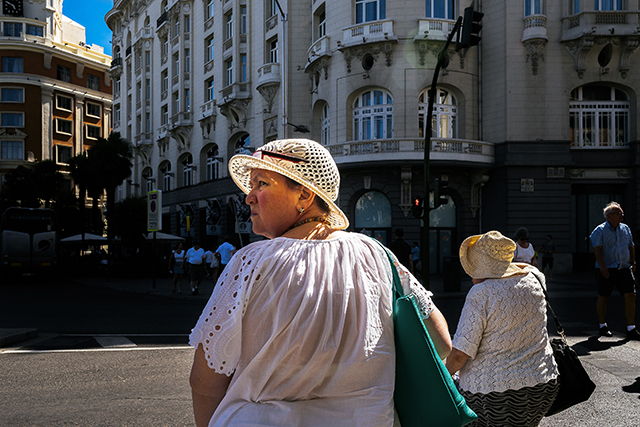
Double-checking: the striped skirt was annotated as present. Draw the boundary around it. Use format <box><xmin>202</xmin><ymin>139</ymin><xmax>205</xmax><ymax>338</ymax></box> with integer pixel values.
<box><xmin>461</xmin><ymin>378</ymin><xmax>559</xmax><ymax>427</ymax></box>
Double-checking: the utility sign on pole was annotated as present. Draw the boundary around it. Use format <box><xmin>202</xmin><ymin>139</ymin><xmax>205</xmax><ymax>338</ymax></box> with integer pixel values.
<box><xmin>147</xmin><ymin>190</ymin><xmax>162</xmax><ymax>231</ymax></box>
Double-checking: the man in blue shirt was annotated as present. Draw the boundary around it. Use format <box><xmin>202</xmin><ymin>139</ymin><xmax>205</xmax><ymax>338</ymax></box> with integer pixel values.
<box><xmin>589</xmin><ymin>202</ymin><xmax>638</xmax><ymax>340</ymax></box>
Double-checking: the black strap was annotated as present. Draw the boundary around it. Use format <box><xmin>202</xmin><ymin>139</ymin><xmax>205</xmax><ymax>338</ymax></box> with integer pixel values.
<box><xmin>533</xmin><ymin>273</ymin><xmax>565</xmax><ymax>339</ymax></box>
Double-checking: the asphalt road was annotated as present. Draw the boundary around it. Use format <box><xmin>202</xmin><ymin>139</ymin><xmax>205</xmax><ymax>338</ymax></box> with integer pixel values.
<box><xmin>1</xmin><ymin>274</ymin><xmax>639</xmax><ymax>426</ymax></box>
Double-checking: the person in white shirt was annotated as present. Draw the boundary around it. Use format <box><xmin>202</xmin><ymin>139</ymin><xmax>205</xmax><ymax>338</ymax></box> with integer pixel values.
<box><xmin>169</xmin><ymin>242</ymin><xmax>185</xmax><ymax>294</ymax></box>
<box><xmin>215</xmin><ymin>236</ymin><xmax>236</xmax><ymax>276</ymax></box>
<box><xmin>446</xmin><ymin>231</ymin><xmax>559</xmax><ymax>426</ymax></box>
<box><xmin>186</xmin><ymin>241</ymin><xmax>205</xmax><ymax>295</ymax></box>
<box><xmin>513</xmin><ymin>226</ymin><xmax>538</xmax><ymax>267</ymax></box>
<box><xmin>189</xmin><ymin>139</ymin><xmax>452</xmax><ymax>427</ymax></box>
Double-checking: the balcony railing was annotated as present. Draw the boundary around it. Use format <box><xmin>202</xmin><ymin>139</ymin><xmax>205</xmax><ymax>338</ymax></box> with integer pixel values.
<box><xmin>171</xmin><ymin>112</ymin><xmax>193</xmax><ymax>128</ymax></box>
<box><xmin>341</xmin><ymin>19</ymin><xmax>395</xmax><ymax>47</ymax></box>
<box><xmin>414</xmin><ymin>18</ymin><xmax>457</xmax><ymax>41</ymax></box>
<box><xmin>326</xmin><ymin>138</ymin><xmax>494</xmax><ymax>165</ymax></box>
<box><xmin>561</xmin><ymin>11</ymin><xmax>640</xmax><ymax>41</ymax></box>
<box><xmin>200</xmin><ymin>100</ymin><xmax>217</xmax><ymax>119</ymax></box>
<box><xmin>157</xmin><ymin>11</ymin><xmax>168</xmax><ymax>27</ymax></box>
<box><xmin>522</xmin><ymin>14</ymin><xmax>548</xmax><ymax>41</ymax></box>
<box><xmin>307</xmin><ymin>36</ymin><xmax>331</xmax><ymax>66</ymax></box>
<box><xmin>134</xmin><ymin>27</ymin><xmax>153</xmax><ymax>45</ymax></box>
<box><xmin>256</xmin><ymin>63</ymin><xmax>281</xmax><ymax>88</ymax></box>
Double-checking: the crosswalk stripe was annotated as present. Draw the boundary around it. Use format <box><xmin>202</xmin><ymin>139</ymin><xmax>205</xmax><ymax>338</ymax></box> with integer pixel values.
<box><xmin>95</xmin><ymin>336</ymin><xmax>137</xmax><ymax>348</ymax></box>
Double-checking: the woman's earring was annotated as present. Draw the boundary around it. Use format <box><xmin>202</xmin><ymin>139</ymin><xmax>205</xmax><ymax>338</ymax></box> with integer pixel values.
<box><xmin>299</xmin><ymin>207</ymin><xmax>304</xmax><ymax>214</ymax></box>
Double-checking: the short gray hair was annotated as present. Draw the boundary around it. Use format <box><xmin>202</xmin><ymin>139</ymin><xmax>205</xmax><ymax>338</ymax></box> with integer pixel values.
<box><xmin>603</xmin><ymin>202</ymin><xmax>622</xmax><ymax>218</ymax></box>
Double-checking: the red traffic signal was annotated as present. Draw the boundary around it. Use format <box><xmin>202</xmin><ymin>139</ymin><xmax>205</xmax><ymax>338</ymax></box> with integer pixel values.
<box><xmin>412</xmin><ymin>197</ymin><xmax>424</xmax><ymax>218</ymax></box>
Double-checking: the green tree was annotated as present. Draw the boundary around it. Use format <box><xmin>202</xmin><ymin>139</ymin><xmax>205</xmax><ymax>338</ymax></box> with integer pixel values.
<box><xmin>0</xmin><ymin>160</ymin><xmax>65</xmax><ymax>208</ymax></box>
<box><xmin>87</xmin><ymin>132</ymin><xmax>134</xmax><ymax>240</ymax></box>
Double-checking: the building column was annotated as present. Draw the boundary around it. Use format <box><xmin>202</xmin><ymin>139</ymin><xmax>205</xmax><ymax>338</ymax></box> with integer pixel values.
<box><xmin>41</xmin><ymin>86</ymin><xmax>54</xmax><ymax>161</ymax></box>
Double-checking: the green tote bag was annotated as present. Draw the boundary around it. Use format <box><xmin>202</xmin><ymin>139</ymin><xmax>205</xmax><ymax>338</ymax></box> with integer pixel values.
<box><xmin>376</xmin><ymin>241</ymin><xmax>477</xmax><ymax>427</ymax></box>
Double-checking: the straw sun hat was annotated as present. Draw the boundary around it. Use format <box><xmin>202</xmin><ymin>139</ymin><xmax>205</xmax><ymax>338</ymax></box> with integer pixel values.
<box><xmin>459</xmin><ymin>231</ymin><xmax>523</xmax><ymax>279</ymax></box>
<box><xmin>228</xmin><ymin>138</ymin><xmax>349</xmax><ymax>230</ymax></box>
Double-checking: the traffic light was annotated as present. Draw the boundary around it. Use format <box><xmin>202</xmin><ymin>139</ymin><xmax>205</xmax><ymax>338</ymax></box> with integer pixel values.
<box><xmin>434</xmin><ymin>178</ymin><xmax>449</xmax><ymax>209</ymax></box>
<box><xmin>412</xmin><ymin>196</ymin><xmax>424</xmax><ymax>218</ymax></box>
<box><xmin>458</xmin><ymin>2</ymin><xmax>484</xmax><ymax>50</ymax></box>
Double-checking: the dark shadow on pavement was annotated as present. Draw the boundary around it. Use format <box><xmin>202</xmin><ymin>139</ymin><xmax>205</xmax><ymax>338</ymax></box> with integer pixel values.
<box><xmin>572</xmin><ymin>335</ymin><xmax>628</xmax><ymax>355</ymax></box>
<box><xmin>622</xmin><ymin>377</ymin><xmax>640</xmax><ymax>400</ymax></box>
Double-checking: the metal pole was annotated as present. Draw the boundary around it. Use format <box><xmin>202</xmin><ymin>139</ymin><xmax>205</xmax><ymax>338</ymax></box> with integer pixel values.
<box><xmin>152</xmin><ymin>231</ymin><xmax>157</xmax><ymax>289</ymax></box>
<box><xmin>274</xmin><ymin>0</ymin><xmax>288</xmax><ymax>138</ymax></box>
<box><xmin>422</xmin><ymin>17</ymin><xmax>462</xmax><ymax>290</ymax></box>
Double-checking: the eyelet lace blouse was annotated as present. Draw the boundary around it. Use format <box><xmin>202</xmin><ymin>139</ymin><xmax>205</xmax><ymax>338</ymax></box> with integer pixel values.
<box><xmin>189</xmin><ymin>232</ymin><xmax>434</xmax><ymax>427</ymax></box>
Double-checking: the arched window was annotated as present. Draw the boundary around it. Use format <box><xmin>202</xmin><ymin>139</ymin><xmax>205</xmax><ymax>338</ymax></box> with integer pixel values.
<box><xmin>353</xmin><ymin>89</ymin><xmax>393</xmax><ymax>141</ymax></box>
<box><xmin>160</xmin><ymin>162</ymin><xmax>172</xmax><ymax>191</ymax></box>
<box><xmin>569</xmin><ymin>84</ymin><xmax>629</xmax><ymax>147</ymax></box>
<box><xmin>206</xmin><ymin>146</ymin><xmax>221</xmax><ymax>180</ymax></box>
<box><xmin>355</xmin><ymin>0</ymin><xmax>386</xmax><ymax>24</ymax></box>
<box><xmin>234</xmin><ymin>134</ymin><xmax>251</xmax><ymax>154</ymax></box>
<box><xmin>182</xmin><ymin>154</ymin><xmax>194</xmax><ymax>186</ymax></box>
<box><xmin>418</xmin><ymin>88</ymin><xmax>457</xmax><ymax>139</ymax></box>
<box><xmin>142</xmin><ymin>168</ymin><xmax>155</xmax><ymax>192</ymax></box>
<box><xmin>321</xmin><ymin>104</ymin><xmax>330</xmax><ymax>145</ymax></box>
<box><xmin>355</xmin><ymin>191</ymin><xmax>392</xmax><ymax>228</ymax></box>
<box><xmin>426</xmin><ymin>0</ymin><xmax>455</xmax><ymax>19</ymax></box>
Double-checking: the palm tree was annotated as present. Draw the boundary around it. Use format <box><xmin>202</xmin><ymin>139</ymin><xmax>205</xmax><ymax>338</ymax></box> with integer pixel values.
<box><xmin>87</xmin><ymin>132</ymin><xmax>134</xmax><ymax>241</ymax></box>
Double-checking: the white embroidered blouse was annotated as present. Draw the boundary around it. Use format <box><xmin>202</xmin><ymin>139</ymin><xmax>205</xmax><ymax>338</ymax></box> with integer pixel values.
<box><xmin>452</xmin><ymin>267</ymin><xmax>558</xmax><ymax>395</ymax></box>
<box><xmin>189</xmin><ymin>232</ymin><xmax>434</xmax><ymax>427</ymax></box>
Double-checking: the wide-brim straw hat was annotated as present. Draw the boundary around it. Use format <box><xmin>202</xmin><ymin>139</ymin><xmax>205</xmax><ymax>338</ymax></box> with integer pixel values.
<box><xmin>228</xmin><ymin>138</ymin><xmax>349</xmax><ymax>230</ymax></box>
<box><xmin>459</xmin><ymin>231</ymin><xmax>523</xmax><ymax>279</ymax></box>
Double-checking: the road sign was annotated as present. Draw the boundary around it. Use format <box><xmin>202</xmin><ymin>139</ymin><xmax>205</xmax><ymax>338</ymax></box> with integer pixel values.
<box><xmin>147</xmin><ymin>190</ymin><xmax>162</xmax><ymax>231</ymax></box>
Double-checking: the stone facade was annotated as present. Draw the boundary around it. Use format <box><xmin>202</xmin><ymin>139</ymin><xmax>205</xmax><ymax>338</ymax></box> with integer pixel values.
<box><xmin>107</xmin><ymin>0</ymin><xmax>639</xmax><ymax>274</ymax></box>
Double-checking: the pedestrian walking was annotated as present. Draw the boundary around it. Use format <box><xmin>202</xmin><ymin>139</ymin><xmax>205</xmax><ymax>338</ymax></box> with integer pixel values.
<box><xmin>540</xmin><ymin>234</ymin><xmax>556</xmax><ymax>281</ymax></box>
<box><xmin>186</xmin><ymin>240</ymin><xmax>206</xmax><ymax>295</ymax></box>
<box><xmin>446</xmin><ymin>231</ymin><xmax>559</xmax><ymax>426</ymax></box>
<box><xmin>387</xmin><ymin>228</ymin><xmax>413</xmax><ymax>272</ymax></box>
<box><xmin>215</xmin><ymin>236</ymin><xmax>236</xmax><ymax>277</ymax></box>
<box><xmin>589</xmin><ymin>202</ymin><xmax>639</xmax><ymax>340</ymax></box>
<box><xmin>189</xmin><ymin>138</ymin><xmax>452</xmax><ymax>427</ymax></box>
<box><xmin>169</xmin><ymin>242</ymin><xmax>185</xmax><ymax>294</ymax></box>
<box><xmin>411</xmin><ymin>241</ymin><xmax>421</xmax><ymax>276</ymax></box>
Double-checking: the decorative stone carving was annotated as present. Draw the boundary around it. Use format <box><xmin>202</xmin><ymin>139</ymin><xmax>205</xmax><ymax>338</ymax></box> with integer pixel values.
<box><xmin>265</xmin><ymin>117</ymin><xmax>278</xmax><ymax>137</ymax></box>
<box><xmin>170</xmin><ymin>125</ymin><xmax>192</xmax><ymax>152</ymax></box>
<box><xmin>523</xmin><ymin>39</ymin><xmax>547</xmax><ymax>76</ymax></box>
<box><xmin>341</xmin><ymin>42</ymin><xmax>394</xmax><ymax>73</ymax></box>
<box><xmin>620</xmin><ymin>37</ymin><xmax>639</xmax><ymax>79</ymax></box>
<box><xmin>257</xmin><ymin>83</ymin><xmax>279</xmax><ymax>114</ymax></box>
<box><xmin>564</xmin><ymin>37</ymin><xmax>595</xmax><ymax>79</ymax></box>
<box><xmin>135</xmin><ymin>142</ymin><xmax>153</xmax><ymax>166</ymax></box>
<box><xmin>199</xmin><ymin>116</ymin><xmax>216</xmax><ymax>139</ymax></box>
<box><xmin>399</xmin><ymin>166</ymin><xmax>413</xmax><ymax>217</ymax></box>
<box><xmin>219</xmin><ymin>99</ymin><xmax>252</xmax><ymax>130</ymax></box>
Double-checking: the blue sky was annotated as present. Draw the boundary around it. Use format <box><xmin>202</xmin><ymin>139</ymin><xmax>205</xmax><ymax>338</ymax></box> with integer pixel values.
<box><xmin>62</xmin><ymin>0</ymin><xmax>113</xmax><ymax>56</ymax></box>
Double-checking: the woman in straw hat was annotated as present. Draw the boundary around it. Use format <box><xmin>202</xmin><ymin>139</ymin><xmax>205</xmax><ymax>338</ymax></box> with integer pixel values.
<box><xmin>445</xmin><ymin>231</ymin><xmax>559</xmax><ymax>426</ymax></box>
<box><xmin>189</xmin><ymin>139</ymin><xmax>451</xmax><ymax>427</ymax></box>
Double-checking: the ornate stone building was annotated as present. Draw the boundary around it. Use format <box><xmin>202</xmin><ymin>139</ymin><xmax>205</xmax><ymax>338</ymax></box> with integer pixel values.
<box><xmin>107</xmin><ymin>0</ymin><xmax>640</xmax><ymax>274</ymax></box>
